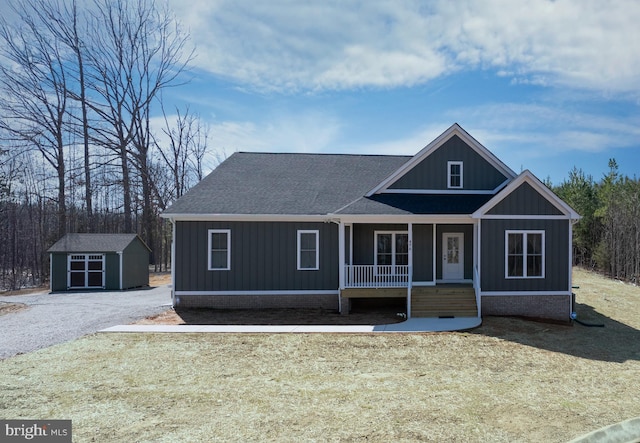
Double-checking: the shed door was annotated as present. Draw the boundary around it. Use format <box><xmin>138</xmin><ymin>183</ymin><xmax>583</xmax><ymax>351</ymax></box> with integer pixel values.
<box><xmin>68</xmin><ymin>254</ymin><xmax>105</xmax><ymax>289</ymax></box>
<box><xmin>442</xmin><ymin>233</ymin><xmax>464</xmax><ymax>281</ymax></box>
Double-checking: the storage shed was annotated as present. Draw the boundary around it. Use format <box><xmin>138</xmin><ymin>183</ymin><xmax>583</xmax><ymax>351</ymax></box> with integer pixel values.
<box><xmin>48</xmin><ymin>233</ymin><xmax>150</xmax><ymax>292</ymax></box>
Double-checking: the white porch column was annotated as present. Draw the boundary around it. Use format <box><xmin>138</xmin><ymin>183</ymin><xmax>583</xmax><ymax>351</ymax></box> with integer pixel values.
<box><xmin>476</xmin><ymin>219</ymin><xmax>482</xmax><ymax>316</ymax></box>
<box><xmin>432</xmin><ymin>223</ymin><xmax>437</xmax><ymax>283</ymax></box>
<box><xmin>407</xmin><ymin>222</ymin><xmax>413</xmax><ymax>318</ymax></box>
<box><xmin>338</xmin><ymin>221</ymin><xmax>345</xmax><ymax>290</ymax></box>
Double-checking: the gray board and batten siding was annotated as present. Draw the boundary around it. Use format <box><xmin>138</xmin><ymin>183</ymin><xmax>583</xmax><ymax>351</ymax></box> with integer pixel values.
<box><xmin>388</xmin><ymin>135</ymin><xmax>509</xmax><ymax>191</ymax></box>
<box><xmin>487</xmin><ymin>182</ymin><xmax>564</xmax><ymax>216</ymax></box>
<box><xmin>174</xmin><ymin>221</ymin><xmax>339</xmax><ymax>293</ymax></box>
<box><xmin>480</xmin><ymin>218</ymin><xmax>570</xmax><ymax>292</ymax></box>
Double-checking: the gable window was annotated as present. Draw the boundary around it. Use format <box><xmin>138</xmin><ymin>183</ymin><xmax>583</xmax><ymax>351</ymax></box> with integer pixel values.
<box><xmin>298</xmin><ymin>230</ymin><xmax>319</xmax><ymax>270</ymax></box>
<box><xmin>448</xmin><ymin>161</ymin><xmax>463</xmax><ymax>189</ymax></box>
<box><xmin>375</xmin><ymin>231</ymin><xmax>409</xmax><ymax>270</ymax></box>
<box><xmin>208</xmin><ymin>229</ymin><xmax>231</xmax><ymax>270</ymax></box>
<box><xmin>505</xmin><ymin>231</ymin><xmax>544</xmax><ymax>278</ymax></box>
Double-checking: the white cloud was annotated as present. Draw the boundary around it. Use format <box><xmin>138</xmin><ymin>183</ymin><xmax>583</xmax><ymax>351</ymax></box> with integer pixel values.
<box><xmin>196</xmin><ymin>111</ymin><xmax>344</xmax><ymax>157</ymax></box>
<box><xmin>172</xmin><ymin>0</ymin><xmax>640</xmax><ymax>94</ymax></box>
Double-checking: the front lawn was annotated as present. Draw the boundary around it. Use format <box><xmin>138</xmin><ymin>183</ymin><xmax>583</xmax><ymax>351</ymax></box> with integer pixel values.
<box><xmin>1</xmin><ymin>268</ymin><xmax>638</xmax><ymax>442</ymax></box>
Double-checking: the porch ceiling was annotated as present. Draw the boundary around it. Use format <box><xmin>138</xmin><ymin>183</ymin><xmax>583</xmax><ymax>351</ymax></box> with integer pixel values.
<box><xmin>335</xmin><ymin>194</ymin><xmax>494</xmax><ymax>215</ymax></box>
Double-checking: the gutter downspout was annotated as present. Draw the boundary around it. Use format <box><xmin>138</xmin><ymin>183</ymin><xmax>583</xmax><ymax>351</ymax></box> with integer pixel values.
<box><xmin>170</xmin><ymin>218</ymin><xmax>176</xmax><ymax>307</ymax></box>
<box><xmin>407</xmin><ymin>222</ymin><xmax>413</xmax><ymax>319</ymax></box>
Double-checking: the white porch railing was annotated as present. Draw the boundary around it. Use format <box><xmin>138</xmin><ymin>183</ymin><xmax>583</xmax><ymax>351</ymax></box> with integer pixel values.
<box><xmin>344</xmin><ymin>265</ymin><xmax>410</xmax><ymax>288</ymax></box>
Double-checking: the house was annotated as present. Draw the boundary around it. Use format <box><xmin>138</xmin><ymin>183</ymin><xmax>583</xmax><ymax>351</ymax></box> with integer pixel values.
<box><xmin>161</xmin><ymin>123</ymin><xmax>580</xmax><ymax>322</ymax></box>
<box><xmin>48</xmin><ymin>233</ymin><xmax>150</xmax><ymax>291</ymax></box>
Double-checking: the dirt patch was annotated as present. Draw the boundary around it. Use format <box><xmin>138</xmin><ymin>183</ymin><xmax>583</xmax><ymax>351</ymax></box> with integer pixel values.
<box><xmin>138</xmin><ymin>306</ymin><xmax>405</xmax><ymax>326</ymax></box>
<box><xmin>0</xmin><ymin>302</ymin><xmax>28</xmax><ymax>316</ymax></box>
<box><xmin>1</xmin><ymin>286</ymin><xmax>48</xmax><ymax>297</ymax></box>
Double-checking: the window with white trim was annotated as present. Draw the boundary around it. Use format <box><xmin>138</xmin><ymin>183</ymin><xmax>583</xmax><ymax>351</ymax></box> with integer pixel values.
<box><xmin>375</xmin><ymin>231</ymin><xmax>409</xmax><ymax>267</ymax></box>
<box><xmin>448</xmin><ymin>161</ymin><xmax>463</xmax><ymax>189</ymax></box>
<box><xmin>208</xmin><ymin>229</ymin><xmax>231</xmax><ymax>270</ymax></box>
<box><xmin>505</xmin><ymin>230</ymin><xmax>544</xmax><ymax>278</ymax></box>
<box><xmin>297</xmin><ymin>230</ymin><xmax>319</xmax><ymax>270</ymax></box>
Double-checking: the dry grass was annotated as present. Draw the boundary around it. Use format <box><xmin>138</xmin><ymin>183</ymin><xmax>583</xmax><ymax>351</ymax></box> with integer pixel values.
<box><xmin>0</xmin><ymin>302</ymin><xmax>28</xmax><ymax>316</ymax></box>
<box><xmin>149</xmin><ymin>272</ymin><xmax>171</xmax><ymax>287</ymax></box>
<box><xmin>0</xmin><ymin>267</ymin><xmax>639</xmax><ymax>442</ymax></box>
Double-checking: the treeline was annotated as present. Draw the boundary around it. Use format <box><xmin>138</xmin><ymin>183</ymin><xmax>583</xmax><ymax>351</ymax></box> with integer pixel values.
<box><xmin>0</xmin><ymin>0</ymin><xmax>217</xmax><ymax>290</ymax></box>
<box><xmin>554</xmin><ymin>160</ymin><xmax>640</xmax><ymax>283</ymax></box>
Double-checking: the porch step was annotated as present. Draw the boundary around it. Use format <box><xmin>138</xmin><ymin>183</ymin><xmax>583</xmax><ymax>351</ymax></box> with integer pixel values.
<box><xmin>411</xmin><ymin>286</ymin><xmax>477</xmax><ymax>318</ymax></box>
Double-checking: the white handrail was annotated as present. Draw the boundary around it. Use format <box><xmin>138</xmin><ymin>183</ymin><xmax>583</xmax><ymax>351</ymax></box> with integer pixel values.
<box><xmin>344</xmin><ymin>265</ymin><xmax>409</xmax><ymax>288</ymax></box>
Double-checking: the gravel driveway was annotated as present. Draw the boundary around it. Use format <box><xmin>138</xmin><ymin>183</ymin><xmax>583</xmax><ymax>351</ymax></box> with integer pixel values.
<box><xmin>0</xmin><ymin>285</ymin><xmax>171</xmax><ymax>359</ymax></box>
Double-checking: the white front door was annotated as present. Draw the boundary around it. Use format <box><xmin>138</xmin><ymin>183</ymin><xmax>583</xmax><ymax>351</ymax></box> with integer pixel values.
<box><xmin>443</xmin><ymin>233</ymin><xmax>464</xmax><ymax>281</ymax></box>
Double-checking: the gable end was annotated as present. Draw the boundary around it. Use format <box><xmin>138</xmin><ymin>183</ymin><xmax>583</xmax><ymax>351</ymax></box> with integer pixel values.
<box><xmin>367</xmin><ymin>123</ymin><xmax>516</xmax><ymax>196</ymax></box>
<box><xmin>388</xmin><ymin>134</ymin><xmax>509</xmax><ymax>191</ymax></box>
<box><xmin>487</xmin><ymin>182</ymin><xmax>563</xmax><ymax>216</ymax></box>
<box><xmin>472</xmin><ymin>170</ymin><xmax>580</xmax><ymax>220</ymax></box>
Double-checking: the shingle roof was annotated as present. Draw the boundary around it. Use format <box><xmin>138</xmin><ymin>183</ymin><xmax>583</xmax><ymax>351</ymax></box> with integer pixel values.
<box><xmin>162</xmin><ymin>152</ymin><xmax>497</xmax><ymax>217</ymax></box>
<box><xmin>162</xmin><ymin>152</ymin><xmax>411</xmax><ymax>215</ymax></box>
<box><xmin>47</xmin><ymin>233</ymin><xmax>147</xmax><ymax>253</ymax></box>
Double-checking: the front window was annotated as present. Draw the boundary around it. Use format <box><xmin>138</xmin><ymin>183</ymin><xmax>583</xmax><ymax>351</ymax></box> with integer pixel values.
<box><xmin>297</xmin><ymin>230</ymin><xmax>319</xmax><ymax>270</ymax></box>
<box><xmin>208</xmin><ymin>229</ymin><xmax>231</xmax><ymax>270</ymax></box>
<box><xmin>375</xmin><ymin>231</ymin><xmax>408</xmax><ymax>270</ymax></box>
<box><xmin>448</xmin><ymin>161</ymin><xmax>463</xmax><ymax>189</ymax></box>
<box><xmin>506</xmin><ymin>231</ymin><xmax>544</xmax><ymax>278</ymax></box>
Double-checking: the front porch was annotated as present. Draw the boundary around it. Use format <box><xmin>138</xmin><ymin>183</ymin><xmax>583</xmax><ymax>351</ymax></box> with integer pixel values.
<box><xmin>337</xmin><ymin>221</ymin><xmax>480</xmax><ymax>318</ymax></box>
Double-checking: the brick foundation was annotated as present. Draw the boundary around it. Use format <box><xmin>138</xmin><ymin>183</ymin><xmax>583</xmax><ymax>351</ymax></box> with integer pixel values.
<box><xmin>481</xmin><ymin>294</ymin><xmax>571</xmax><ymax>322</ymax></box>
<box><xmin>175</xmin><ymin>293</ymin><xmax>339</xmax><ymax>310</ymax></box>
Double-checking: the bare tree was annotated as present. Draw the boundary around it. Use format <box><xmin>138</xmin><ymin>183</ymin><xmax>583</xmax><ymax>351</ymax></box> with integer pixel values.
<box><xmin>84</xmin><ymin>0</ymin><xmax>192</xmax><ymax>244</ymax></box>
<box><xmin>33</xmin><ymin>0</ymin><xmax>96</xmax><ymax>231</ymax></box>
<box><xmin>157</xmin><ymin>104</ymin><xmax>211</xmax><ymax>201</ymax></box>
<box><xmin>0</xmin><ymin>2</ymin><xmax>74</xmax><ymax>238</ymax></box>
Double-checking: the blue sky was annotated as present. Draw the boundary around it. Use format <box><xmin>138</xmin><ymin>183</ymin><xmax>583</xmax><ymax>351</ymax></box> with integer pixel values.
<box><xmin>160</xmin><ymin>0</ymin><xmax>640</xmax><ymax>185</ymax></box>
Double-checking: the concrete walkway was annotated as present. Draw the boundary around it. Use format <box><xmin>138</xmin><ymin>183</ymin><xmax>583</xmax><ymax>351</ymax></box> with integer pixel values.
<box><xmin>102</xmin><ymin>317</ymin><xmax>482</xmax><ymax>333</ymax></box>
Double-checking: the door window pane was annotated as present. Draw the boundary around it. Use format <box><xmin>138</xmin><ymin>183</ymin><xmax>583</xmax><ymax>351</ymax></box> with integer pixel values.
<box><xmin>447</xmin><ymin>236</ymin><xmax>460</xmax><ymax>264</ymax></box>
<box><xmin>376</xmin><ymin>233</ymin><xmax>392</xmax><ymax>266</ymax></box>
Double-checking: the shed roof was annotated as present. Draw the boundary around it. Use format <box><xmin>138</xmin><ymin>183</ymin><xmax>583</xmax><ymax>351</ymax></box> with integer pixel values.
<box><xmin>47</xmin><ymin>233</ymin><xmax>149</xmax><ymax>253</ymax></box>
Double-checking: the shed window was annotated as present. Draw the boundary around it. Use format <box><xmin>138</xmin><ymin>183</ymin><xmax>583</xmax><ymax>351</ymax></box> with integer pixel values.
<box><xmin>448</xmin><ymin>161</ymin><xmax>463</xmax><ymax>189</ymax></box>
<box><xmin>506</xmin><ymin>231</ymin><xmax>544</xmax><ymax>278</ymax></box>
<box><xmin>297</xmin><ymin>230</ymin><xmax>319</xmax><ymax>270</ymax></box>
<box><xmin>208</xmin><ymin>229</ymin><xmax>231</xmax><ymax>270</ymax></box>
